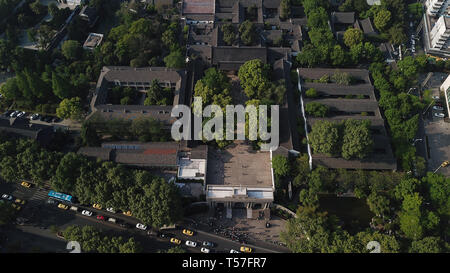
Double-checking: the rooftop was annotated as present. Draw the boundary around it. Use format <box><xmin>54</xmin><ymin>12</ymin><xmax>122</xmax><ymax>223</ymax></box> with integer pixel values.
<box><xmin>83</xmin><ymin>33</ymin><xmax>103</xmax><ymax>49</ymax></box>
<box><xmin>206</xmin><ymin>143</ymin><xmax>273</xmax><ymax>187</ymax></box>
<box><xmin>182</xmin><ymin>0</ymin><xmax>215</xmax><ymax>14</ymax></box>
<box><xmin>78</xmin><ymin>142</ymin><xmax>180</xmax><ymax>168</ymax></box>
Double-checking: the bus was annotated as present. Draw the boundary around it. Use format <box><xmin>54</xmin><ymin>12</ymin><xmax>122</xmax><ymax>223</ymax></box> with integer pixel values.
<box><xmin>48</xmin><ymin>190</ymin><xmax>73</xmax><ymax>203</ymax></box>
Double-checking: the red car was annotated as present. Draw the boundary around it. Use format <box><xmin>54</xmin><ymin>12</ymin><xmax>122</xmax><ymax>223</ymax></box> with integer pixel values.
<box><xmin>96</xmin><ymin>215</ymin><xmax>105</xmax><ymax>221</ymax></box>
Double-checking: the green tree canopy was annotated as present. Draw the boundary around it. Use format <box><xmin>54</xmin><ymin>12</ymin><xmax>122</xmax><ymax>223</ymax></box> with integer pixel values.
<box><xmin>343</xmin><ymin>28</ymin><xmax>363</xmax><ymax>48</ymax></box>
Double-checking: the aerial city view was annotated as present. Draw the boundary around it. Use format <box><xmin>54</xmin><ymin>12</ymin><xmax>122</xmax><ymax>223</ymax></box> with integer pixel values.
<box><xmin>0</xmin><ymin>0</ymin><xmax>449</xmax><ymax>261</ymax></box>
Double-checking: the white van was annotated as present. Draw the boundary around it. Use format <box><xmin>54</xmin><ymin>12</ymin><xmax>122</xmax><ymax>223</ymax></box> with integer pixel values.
<box><xmin>70</xmin><ymin>206</ymin><xmax>78</xmax><ymax>212</ymax></box>
<box><xmin>108</xmin><ymin>218</ymin><xmax>116</xmax><ymax>223</ymax></box>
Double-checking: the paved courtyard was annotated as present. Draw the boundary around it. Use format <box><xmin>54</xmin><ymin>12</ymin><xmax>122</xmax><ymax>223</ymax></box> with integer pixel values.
<box><xmin>189</xmin><ymin>209</ymin><xmax>287</xmax><ymax>247</ymax></box>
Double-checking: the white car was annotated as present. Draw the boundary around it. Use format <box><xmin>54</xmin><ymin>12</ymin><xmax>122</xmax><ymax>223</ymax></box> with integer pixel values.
<box><xmin>432</xmin><ymin>95</ymin><xmax>440</xmax><ymax>100</ymax></box>
<box><xmin>136</xmin><ymin>223</ymin><xmax>147</xmax><ymax>230</ymax></box>
<box><xmin>108</xmin><ymin>218</ymin><xmax>116</xmax><ymax>223</ymax></box>
<box><xmin>433</xmin><ymin>106</ymin><xmax>444</xmax><ymax>111</ymax></box>
<box><xmin>106</xmin><ymin>207</ymin><xmax>116</xmax><ymax>213</ymax></box>
<box><xmin>200</xmin><ymin>247</ymin><xmax>210</xmax><ymax>253</ymax></box>
<box><xmin>434</xmin><ymin>113</ymin><xmax>445</xmax><ymax>118</ymax></box>
<box><xmin>81</xmin><ymin>210</ymin><xmax>93</xmax><ymax>216</ymax></box>
<box><xmin>185</xmin><ymin>240</ymin><xmax>197</xmax><ymax>248</ymax></box>
<box><xmin>1</xmin><ymin>194</ymin><xmax>13</xmax><ymax>201</ymax></box>
<box><xmin>17</xmin><ymin>111</ymin><xmax>26</xmax><ymax>118</ymax></box>
<box><xmin>10</xmin><ymin>111</ymin><xmax>19</xmax><ymax>117</ymax></box>
<box><xmin>230</xmin><ymin>249</ymin><xmax>240</xmax><ymax>253</ymax></box>
<box><xmin>30</xmin><ymin>113</ymin><xmax>40</xmax><ymax>120</ymax></box>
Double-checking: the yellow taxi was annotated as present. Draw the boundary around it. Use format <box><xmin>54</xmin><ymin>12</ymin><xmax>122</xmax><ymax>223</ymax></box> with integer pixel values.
<box><xmin>240</xmin><ymin>246</ymin><xmax>252</xmax><ymax>253</ymax></box>
<box><xmin>92</xmin><ymin>204</ymin><xmax>102</xmax><ymax>210</ymax></box>
<box><xmin>21</xmin><ymin>181</ymin><xmax>32</xmax><ymax>188</ymax></box>
<box><xmin>442</xmin><ymin>160</ymin><xmax>449</xmax><ymax>167</ymax></box>
<box><xmin>58</xmin><ymin>203</ymin><xmax>69</xmax><ymax>210</ymax></box>
<box><xmin>12</xmin><ymin>203</ymin><xmax>21</xmax><ymax>211</ymax></box>
<box><xmin>182</xmin><ymin>229</ymin><xmax>194</xmax><ymax>236</ymax></box>
<box><xmin>170</xmin><ymin>238</ymin><xmax>181</xmax><ymax>245</ymax></box>
<box><xmin>14</xmin><ymin>199</ymin><xmax>26</xmax><ymax>205</ymax></box>
<box><xmin>122</xmin><ymin>210</ymin><xmax>132</xmax><ymax>217</ymax></box>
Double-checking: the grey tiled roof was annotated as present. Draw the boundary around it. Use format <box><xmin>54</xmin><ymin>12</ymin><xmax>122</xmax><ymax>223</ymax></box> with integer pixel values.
<box><xmin>0</xmin><ymin>117</ymin><xmax>54</xmax><ymax>146</ymax></box>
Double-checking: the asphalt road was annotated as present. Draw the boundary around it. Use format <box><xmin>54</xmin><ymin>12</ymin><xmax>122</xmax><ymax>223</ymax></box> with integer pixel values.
<box><xmin>0</xmin><ymin>182</ymin><xmax>282</xmax><ymax>253</ymax></box>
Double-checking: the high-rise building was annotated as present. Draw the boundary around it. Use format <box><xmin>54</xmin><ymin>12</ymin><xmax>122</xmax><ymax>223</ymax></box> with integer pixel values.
<box><xmin>426</xmin><ymin>0</ymin><xmax>448</xmax><ymax>16</ymax></box>
<box><xmin>429</xmin><ymin>15</ymin><xmax>450</xmax><ymax>50</ymax></box>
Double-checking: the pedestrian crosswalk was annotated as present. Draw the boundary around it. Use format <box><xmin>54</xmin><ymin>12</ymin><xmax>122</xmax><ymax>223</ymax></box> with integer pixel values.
<box><xmin>22</xmin><ymin>189</ymin><xmax>49</xmax><ymax>211</ymax></box>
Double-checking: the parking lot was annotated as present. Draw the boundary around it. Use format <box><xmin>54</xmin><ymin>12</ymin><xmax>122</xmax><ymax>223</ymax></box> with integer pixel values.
<box><xmin>420</xmin><ymin>72</ymin><xmax>450</xmax><ymax>176</ymax></box>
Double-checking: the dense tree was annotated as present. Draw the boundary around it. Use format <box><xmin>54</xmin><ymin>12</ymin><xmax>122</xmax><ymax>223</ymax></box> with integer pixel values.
<box><xmin>272</xmin><ymin>155</ymin><xmax>290</xmax><ymax>177</ymax></box>
<box><xmin>341</xmin><ymin>119</ymin><xmax>373</xmax><ymax>160</ymax></box>
<box><xmin>374</xmin><ymin>9</ymin><xmax>391</xmax><ymax>31</ymax></box>
<box><xmin>239</xmin><ymin>20</ymin><xmax>257</xmax><ymax>46</ymax></box>
<box><xmin>330</xmin><ymin>45</ymin><xmax>347</xmax><ymax>66</ymax></box>
<box><xmin>62</xmin><ymin>225</ymin><xmax>142</xmax><ymax>253</ymax></box>
<box><xmin>409</xmin><ymin>237</ymin><xmax>447</xmax><ymax>253</ymax></box>
<box><xmin>51</xmin><ymin>153</ymin><xmax>88</xmax><ymax>193</ymax></box>
<box><xmin>56</xmin><ymin>97</ymin><xmax>83</xmax><ymax>120</ymax></box>
<box><xmin>144</xmin><ymin>79</ymin><xmax>173</xmax><ymax>106</ymax></box>
<box><xmin>305</xmin><ymin>88</ymin><xmax>317</xmax><ymax>98</ymax></box>
<box><xmin>61</xmin><ymin>40</ymin><xmax>82</xmax><ymax>60</ymax></box>
<box><xmin>305</xmin><ymin>102</ymin><xmax>329</xmax><ymax>118</ymax></box>
<box><xmin>221</xmin><ymin>23</ymin><xmax>237</xmax><ymax>46</ymax></box>
<box><xmin>238</xmin><ymin>59</ymin><xmax>271</xmax><ymax>99</ymax></box>
<box><xmin>343</xmin><ymin>28</ymin><xmax>363</xmax><ymax>48</ymax></box>
<box><xmin>164</xmin><ymin>50</ymin><xmax>185</xmax><ymax>68</ymax></box>
<box><xmin>279</xmin><ymin>0</ymin><xmax>291</xmax><ymax>20</ymax></box>
<box><xmin>309</xmin><ymin>120</ymin><xmax>340</xmax><ymax>156</ymax></box>
<box><xmin>399</xmin><ymin>193</ymin><xmax>424</xmax><ymax>240</ymax></box>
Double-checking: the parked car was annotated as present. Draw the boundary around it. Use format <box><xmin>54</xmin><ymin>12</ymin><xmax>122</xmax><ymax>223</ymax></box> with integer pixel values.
<box><xmin>266</xmin><ymin>222</ymin><xmax>270</xmax><ymax>228</ymax></box>
<box><xmin>185</xmin><ymin>240</ymin><xmax>197</xmax><ymax>247</ymax></box>
<box><xmin>106</xmin><ymin>207</ymin><xmax>116</xmax><ymax>213</ymax></box>
<box><xmin>183</xmin><ymin>229</ymin><xmax>194</xmax><ymax>236</ymax></box>
<box><xmin>433</xmin><ymin>95</ymin><xmax>440</xmax><ymax>100</ymax></box>
<box><xmin>201</xmin><ymin>247</ymin><xmax>210</xmax><ymax>253</ymax></box>
<box><xmin>81</xmin><ymin>210</ymin><xmax>93</xmax><ymax>216</ymax></box>
<box><xmin>44</xmin><ymin>116</ymin><xmax>53</xmax><ymax>122</ymax></box>
<box><xmin>92</xmin><ymin>204</ymin><xmax>102</xmax><ymax>210</ymax></box>
<box><xmin>39</xmin><ymin>115</ymin><xmax>46</xmax><ymax>121</ymax></box>
<box><xmin>136</xmin><ymin>223</ymin><xmax>147</xmax><ymax>230</ymax></box>
<box><xmin>12</xmin><ymin>203</ymin><xmax>21</xmax><ymax>211</ymax></box>
<box><xmin>240</xmin><ymin>246</ymin><xmax>252</xmax><ymax>253</ymax></box>
<box><xmin>10</xmin><ymin>111</ymin><xmax>19</xmax><ymax>117</ymax></box>
<box><xmin>230</xmin><ymin>249</ymin><xmax>240</xmax><ymax>253</ymax></box>
<box><xmin>108</xmin><ymin>218</ymin><xmax>116</xmax><ymax>223</ymax></box>
<box><xmin>58</xmin><ymin>203</ymin><xmax>69</xmax><ymax>210</ymax></box>
<box><xmin>70</xmin><ymin>206</ymin><xmax>78</xmax><ymax>212</ymax></box>
<box><xmin>1</xmin><ymin>194</ymin><xmax>13</xmax><ymax>201</ymax></box>
<box><xmin>30</xmin><ymin>113</ymin><xmax>40</xmax><ymax>120</ymax></box>
<box><xmin>433</xmin><ymin>106</ymin><xmax>444</xmax><ymax>111</ymax></box>
<box><xmin>202</xmin><ymin>241</ymin><xmax>215</xmax><ymax>248</ymax></box>
<box><xmin>170</xmin><ymin>238</ymin><xmax>181</xmax><ymax>245</ymax></box>
<box><xmin>52</xmin><ymin>117</ymin><xmax>62</xmax><ymax>123</ymax></box>
<box><xmin>15</xmin><ymin>199</ymin><xmax>26</xmax><ymax>205</ymax></box>
<box><xmin>96</xmin><ymin>215</ymin><xmax>105</xmax><ymax>221</ymax></box>
<box><xmin>122</xmin><ymin>210</ymin><xmax>132</xmax><ymax>217</ymax></box>
<box><xmin>17</xmin><ymin>111</ymin><xmax>26</xmax><ymax>118</ymax></box>
<box><xmin>434</xmin><ymin>112</ymin><xmax>445</xmax><ymax>118</ymax></box>
<box><xmin>21</xmin><ymin>181</ymin><xmax>32</xmax><ymax>188</ymax></box>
